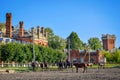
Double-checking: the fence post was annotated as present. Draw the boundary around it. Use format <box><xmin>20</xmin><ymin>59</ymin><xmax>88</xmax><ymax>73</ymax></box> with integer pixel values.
<box><xmin>2</xmin><ymin>61</ymin><xmax>4</xmax><ymax>67</ymax></box>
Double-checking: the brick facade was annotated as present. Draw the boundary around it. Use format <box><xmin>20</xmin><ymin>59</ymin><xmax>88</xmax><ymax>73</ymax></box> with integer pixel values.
<box><xmin>19</xmin><ymin>21</ymin><xmax>24</xmax><ymax>38</ymax></box>
<box><xmin>5</xmin><ymin>13</ymin><xmax>48</xmax><ymax>46</ymax></box>
<box><xmin>69</xmin><ymin>50</ymin><xmax>103</xmax><ymax>63</ymax></box>
<box><xmin>102</xmin><ymin>34</ymin><xmax>116</xmax><ymax>51</ymax></box>
<box><xmin>6</xmin><ymin>13</ymin><xmax>12</xmax><ymax>38</ymax></box>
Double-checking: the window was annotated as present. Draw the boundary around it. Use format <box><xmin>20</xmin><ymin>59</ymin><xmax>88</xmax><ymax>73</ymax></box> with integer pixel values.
<box><xmin>72</xmin><ymin>58</ymin><xmax>77</xmax><ymax>63</ymax></box>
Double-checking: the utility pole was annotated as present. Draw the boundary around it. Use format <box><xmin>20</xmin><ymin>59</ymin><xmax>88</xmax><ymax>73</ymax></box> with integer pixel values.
<box><xmin>32</xmin><ymin>27</ymin><xmax>35</xmax><ymax>62</ymax></box>
<box><xmin>88</xmin><ymin>45</ymin><xmax>90</xmax><ymax>63</ymax></box>
<box><xmin>88</xmin><ymin>51</ymin><xmax>90</xmax><ymax>63</ymax></box>
<box><xmin>68</xmin><ymin>39</ymin><xmax>70</xmax><ymax>62</ymax></box>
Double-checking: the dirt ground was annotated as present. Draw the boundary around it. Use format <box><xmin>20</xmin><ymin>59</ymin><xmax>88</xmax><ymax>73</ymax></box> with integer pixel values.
<box><xmin>0</xmin><ymin>68</ymin><xmax>120</xmax><ymax>80</ymax></box>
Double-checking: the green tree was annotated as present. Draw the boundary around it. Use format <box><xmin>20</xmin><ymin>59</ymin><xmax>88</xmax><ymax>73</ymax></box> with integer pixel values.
<box><xmin>50</xmin><ymin>35</ymin><xmax>66</xmax><ymax>50</ymax></box>
<box><xmin>0</xmin><ymin>43</ymin><xmax>15</xmax><ymax>62</ymax></box>
<box><xmin>82</xmin><ymin>43</ymin><xmax>87</xmax><ymax>50</ymax></box>
<box><xmin>0</xmin><ymin>23</ymin><xmax>5</xmax><ymax>31</ymax></box>
<box><xmin>59</xmin><ymin>38</ymin><xmax>66</xmax><ymax>50</ymax></box>
<box><xmin>23</xmin><ymin>44</ymin><xmax>32</xmax><ymax>62</ymax></box>
<box><xmin>88</xmin><ymin>37</ymin><xmax>102</xmax><ymax>50</ymax></box>
<box><xmin>13</xmin><ymin>43</ymin><xmax>26</xmax><ymax>63</ymax></box>
<box><xmin>102</xmin><ymin>49</ymin><xmax>120</xmax><ymax>63</ymax></box>
<box><xmin>34</xmin><ymin>45</ymin><xmax>41</xmax><ymax>62</ymax></box>
<box><xmin>45</xmin><ymin>27</ymin><xmax>66</xmax><ymax>50</ymax></box>
<box><xmin>102</xmin><ymin>50</ymin><xmax>111</xmax><ymax>62</ymax></box>
<box><xmin>45</xmin><ymin>27</ymin><xmax>54</xmax><ymax>48</ymax></box>
<box><xmin>67</xmin><ymin>31</ymin><xmax>83</xmax><ymax>50</ymax></box>
<box><xmin>111</xmin><ymin>49</ymin><xmax>120</xmax><ymax>63</ymax></box>
<box><xmin>0</xmin><ymin>42</ymin><xmax>67</xmax><ymax>64</ymax></box>
<box><xmin>0</xmin><ymin>44</ymin><xmax>9</xmax><ymax>61</ymax></box>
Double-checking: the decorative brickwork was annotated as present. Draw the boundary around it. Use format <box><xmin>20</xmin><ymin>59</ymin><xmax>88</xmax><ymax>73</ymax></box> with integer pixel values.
<box><xmin>102</xmin><ymin>34</ymin><xmax>116</xmax><ymax>51</ymax></box>
<box><xmin>19</xmin><ymin>21</ymin><xmax>24</xmax><ymax>37</ymax></box>
<box><xmin>6</xmin><ymin>13</ymin><xmax>12</xmax><ymax>38</ymax></box>
<box><xmin>5</xmin><ymin>13</ymin><xmax>48</xmax><ymax>46</ymax></box>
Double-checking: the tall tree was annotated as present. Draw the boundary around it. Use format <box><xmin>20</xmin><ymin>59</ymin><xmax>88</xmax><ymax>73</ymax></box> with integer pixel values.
<box><xmin>88</xmin><ymin>37</ymin><xmax>102</xmax><ymax>50</ymax></box>
<box><xmin>45</xmin><ymin>27</ymin><xmax>66</xmax><ymax>50</ymax></box>
<box><xmin>45</xmin><ymin>27</ymin><xmax>54</xmax><ymax>48</ymax></box>
<box><xmin>50</xmin><ymin>35</ymin><xmax>66</xmax><ymax>50</ymax></box>
<box><xmin>67</xmin><ymin>31</ymin><xmax>83</xmax><ymax>50</ymax></box>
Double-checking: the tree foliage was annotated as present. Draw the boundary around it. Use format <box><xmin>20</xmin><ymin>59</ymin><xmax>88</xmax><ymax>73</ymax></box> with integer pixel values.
<box><xmin>0</xmin><ymin>23</ymin><xmax>6</xmax><ymax>31</ymax></box>
<box><xmin>102</xmin><ymin>49</ymin><xmax>120</xmax><ymax>63</ymax></box>
<box><xmin>45</xmin><ymin>27</ymin><xmax>54</xmax><ymax>48</ymax></box>
<box><xmin>88</xmin><ymin>37</ymin><xmax>102</xmax><ymax>50</ymax></box>
<box><xmin>0</xmin><ymin>43</ymin><xmax>66</xmax><ymax>63</ymax></box>
<box><xmin>45</xmin><ymin>27</ymin><xmax>66</xmax><ymax>50</ymax></box>
<box><xmin>66</xmin><ymin>31</ymin><xmax>83</xmax><ymax>50</ymax></box>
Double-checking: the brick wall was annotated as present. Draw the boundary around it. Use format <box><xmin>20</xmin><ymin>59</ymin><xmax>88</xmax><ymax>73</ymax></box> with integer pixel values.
<box><xmin>69</xmin><ymin>50</ymin><xmax>103</xmax><ymax>63</ymax></box>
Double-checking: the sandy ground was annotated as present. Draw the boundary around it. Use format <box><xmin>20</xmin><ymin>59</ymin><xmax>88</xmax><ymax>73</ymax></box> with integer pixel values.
<box><xmin>0</xmin><ymin>68</ymin><xmax>120</xmax><ymax>80</ymax></box>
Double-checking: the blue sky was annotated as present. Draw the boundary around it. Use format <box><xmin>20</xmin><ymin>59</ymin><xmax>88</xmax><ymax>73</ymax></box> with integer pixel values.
<box><xmin>0</xmin><ymin>0</ymin><xmax>120</xmax><ymax>47</ymax></box>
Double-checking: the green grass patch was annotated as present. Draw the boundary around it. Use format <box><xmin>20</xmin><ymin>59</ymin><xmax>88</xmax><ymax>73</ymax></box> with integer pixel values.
<box><xmin>0</xmin><ymin>66</ymin><xmax>60</xmax><ymax>72</ymax></box>
<box><xmin>91</xmin><ymin>63</ymin><xmax>120</xmax><ymax>68</ymax></box>
<box><xmin>0</xmin><ymin>67</ymin><xmax>32</xmax><ymax>72</ymax></box>
<box><xmin>0</xmin><ymin>63</ymin><xmax>119</xmax><ymax>72</ymax></box>
<box><xmin>105</xmin><ymin>63</ymin><xmax>120</xmax><ymax>68</ymax></box>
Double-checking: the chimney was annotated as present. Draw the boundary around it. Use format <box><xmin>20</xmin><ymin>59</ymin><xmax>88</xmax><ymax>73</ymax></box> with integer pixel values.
<box><xmin>44</xmin><ymin>30</ymin><xmax>47</xmax><ymax>38</ymax></box>
<box><xmin>37</xmin><ymin>26</ymin><xmax>40</xmax><ymax>39</ymax></box>
<box><xmin>31</xmin><ymin>27</ymin><xmax>35</xmax><ymax>35</ymax></box>
<box><xmin>41</xmin><ymin>27</ymin><xmax>44</xmax><ymax>37</ymax></box>
<box><xmin>19</xmin><ymin>21</ymin><xmax>24</xmax><ymax>37</ymax></box>
<box><xmin>31</xmin><ymin>27</ymin><xmax>35</xmax><ymax>42</ymax></box>
<box><xmin>6</xmin><ymin>13</ymin><xmax>12</xmax><ymax>38</ymax></box>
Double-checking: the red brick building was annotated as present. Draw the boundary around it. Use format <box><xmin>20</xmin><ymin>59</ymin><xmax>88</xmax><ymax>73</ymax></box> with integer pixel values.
<box><xmin>102</xmin><ymin>34</ymin><xmax>116</xmax><ymax>51</ymax></box>
<box><xmin>5</xmin><ymin>13</ymin><xmax>48</xmax><ymax>46</ymax></box>
<box><xmin>68</xmin><ymin>50</ymin><xmax>103</xmax><ymax>63</ymax></box>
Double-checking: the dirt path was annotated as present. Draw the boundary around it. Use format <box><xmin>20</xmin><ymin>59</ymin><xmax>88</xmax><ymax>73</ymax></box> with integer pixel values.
<box><xmin>0</xmin><ymin>68</ymin><xmax>120</xmax><ymax>80</ymax></box>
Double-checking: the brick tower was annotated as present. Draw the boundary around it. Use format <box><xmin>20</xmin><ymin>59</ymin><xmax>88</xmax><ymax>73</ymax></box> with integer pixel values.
<box><xmin>102</xmin><ymin>34</ymin><xmax>116</xmax><ymax>51</ymax></box>
<box><xmin>19</xmin><ymin>21</ymin><xmax>24</xmax><ymax>37</ymax></box>
<box><xmin>6</xmin><ymin>13</ymin><xmax>12</xmax><ymax>38</ymax></box>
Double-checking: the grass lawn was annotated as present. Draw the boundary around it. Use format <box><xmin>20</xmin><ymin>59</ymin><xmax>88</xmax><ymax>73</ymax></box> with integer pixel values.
<box><xmin>0</xmin><ymin>63</ymin><xmax>120</xmax><ymax>72</ymax></box>
<box><xmin>92</xmin><ymin>63</ymin><xmax>120</xmax><ymax>68</ymax></box>
<box><xmin>105</xmin><ymin>63</ymin><xmax>120</xmax><ymax>68</ymax></box>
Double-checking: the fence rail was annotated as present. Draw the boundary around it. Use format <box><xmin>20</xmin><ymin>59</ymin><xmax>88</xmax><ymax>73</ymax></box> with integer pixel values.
<box><xmin>0</xmin><ymin>62</ymin><xmax>32</xmax><ymax>67</ymax></box>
